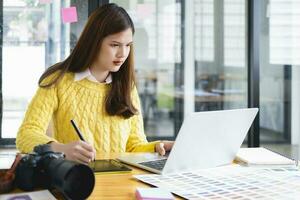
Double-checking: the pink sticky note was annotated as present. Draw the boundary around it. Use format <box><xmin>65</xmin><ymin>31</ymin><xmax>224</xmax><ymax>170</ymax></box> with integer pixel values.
<box><xmin>39</xmin><ymin>0</ymin><xmax>53</xmax><ymax>3</ymax></box>
<box><xmin>61</xmin><ymin>7</ymin><xmax>78</xmax><ymax>23</ymax></box>
<box><xmin>137</xmin><ymin>4</ymin><xmax>155</xmax><ymax>20</ymax></box>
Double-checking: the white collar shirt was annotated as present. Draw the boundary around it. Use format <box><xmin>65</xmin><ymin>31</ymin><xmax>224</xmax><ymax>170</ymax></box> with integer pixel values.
<box><xmin>74</xmin><ymin>68</ymin><xmax>112</xmax><ymax>84</ymax></box>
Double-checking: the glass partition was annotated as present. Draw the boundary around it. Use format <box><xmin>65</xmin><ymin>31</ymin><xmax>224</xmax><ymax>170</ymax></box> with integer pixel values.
<box><xmin>260</xmin><ymin>0</ymin><xmax>300</xmax><ymax>158</ymax></box>
<box><xmin>111</xmin><ymin>0</ymin><xmax>182</xmax><ymax>139</ymax></box>
<box><xmin>2</xmin><ymin>0</ymin><xmax>87</xmax><ymax>138</ymax></box>
<box><xmin>194</xmin><ymin>0</ymin><xmax>248</xmax><ymax>114</ymax></box>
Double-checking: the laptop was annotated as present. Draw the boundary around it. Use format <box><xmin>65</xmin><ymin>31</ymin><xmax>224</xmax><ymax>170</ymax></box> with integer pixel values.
<box><xmin>118</xmin><ymin>108</ymin><xmax>258</xmax><ymax>174</ymax></box>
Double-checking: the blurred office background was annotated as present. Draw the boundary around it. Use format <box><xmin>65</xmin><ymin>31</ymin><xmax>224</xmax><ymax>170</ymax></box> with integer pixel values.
<box><xmin>0</xmin><ymin>0</ymin><xmax>299</xmax><ymax>159</ymax></box>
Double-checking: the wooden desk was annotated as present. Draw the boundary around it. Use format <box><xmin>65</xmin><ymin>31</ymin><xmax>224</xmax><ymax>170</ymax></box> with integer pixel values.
<box><xmin>89</xmin><ymin>154</ymin><xmax>180</xmax><ymax>199</ymax></box>
<box><xmin>1</xmin><ymin>151</ymin><xmax>179</xmax><ymax>199</ymax></box>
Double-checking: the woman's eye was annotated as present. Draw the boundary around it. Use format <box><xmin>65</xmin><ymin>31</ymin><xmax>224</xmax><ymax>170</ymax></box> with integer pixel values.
<box><xmin>111</xmin><ymin>44</ymin><xmax>118</xmax><ymax>47</ymax></box>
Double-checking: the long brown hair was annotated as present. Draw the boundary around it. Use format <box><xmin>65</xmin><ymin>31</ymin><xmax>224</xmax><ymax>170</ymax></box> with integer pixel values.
<box><xmin>39</xmin><ymin>3</ymin><xmax>137</xmax><ymax>118</ymax></box>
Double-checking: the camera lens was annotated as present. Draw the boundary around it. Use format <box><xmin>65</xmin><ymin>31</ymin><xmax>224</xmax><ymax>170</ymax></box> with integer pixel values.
<box><xmin>63</xmin><ymin>164</ymin><xmax>95</xmax><ymax>199</ymax></box>
<box><xmin>48</xmin><ymin>159</ymin><xmax>95</xmax><ymax>200</ymax></box>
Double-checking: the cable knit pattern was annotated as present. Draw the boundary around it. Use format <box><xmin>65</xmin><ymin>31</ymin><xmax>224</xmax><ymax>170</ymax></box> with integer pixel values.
<box><xmin>16</xmin><ymin>72</ymin><xmax>159</xmax><ymax>153</ymax></box>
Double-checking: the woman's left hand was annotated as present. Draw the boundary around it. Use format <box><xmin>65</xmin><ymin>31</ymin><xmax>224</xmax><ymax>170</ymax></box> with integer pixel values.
<box><xmin>155</xmin><ymin>141</ymin><xmax>174</xmax><ymax>156</ymax></box>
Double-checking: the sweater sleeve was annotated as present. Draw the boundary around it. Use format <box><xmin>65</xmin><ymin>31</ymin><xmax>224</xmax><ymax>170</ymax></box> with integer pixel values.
<box><xmin>16</xmin><ymin>80</ymin><xmax>59</xmax><ymax>153</ymax></box>
<box><xmin>126</xmin><ymin>86</ymin><xmax>160</xmax><ymax>152</ymax></box>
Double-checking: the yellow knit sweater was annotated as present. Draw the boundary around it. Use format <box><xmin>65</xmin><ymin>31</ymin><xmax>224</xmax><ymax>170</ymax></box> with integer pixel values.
<box><xmin>16</xmin><ymin>72</ymin><xmax>158</xmax><ymax>153</ymax></box>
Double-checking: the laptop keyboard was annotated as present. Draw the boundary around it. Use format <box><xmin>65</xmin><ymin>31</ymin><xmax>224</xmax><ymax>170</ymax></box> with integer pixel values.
<box><xmin>138</xmin><ymin>159</ymin><xmax>167</xmax><ymax>171</ymax></box>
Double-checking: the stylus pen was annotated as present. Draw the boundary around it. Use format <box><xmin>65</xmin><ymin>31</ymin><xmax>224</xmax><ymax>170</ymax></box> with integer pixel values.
<box><xmin>70</xmin><ymin>119</ymin><xmax>86</xmax><ymax>142</ymax></box>
<box><xmin>70</xmin><ymin>119</ymin><xmax>96</xmax><ymax>161</ymax></box>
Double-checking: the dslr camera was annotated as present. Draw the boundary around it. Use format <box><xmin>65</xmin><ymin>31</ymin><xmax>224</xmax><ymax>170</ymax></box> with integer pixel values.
<box><xmin>15</xmin><ymin>144</ymin><xmax>95</xmax><ymax>200</ymax></box>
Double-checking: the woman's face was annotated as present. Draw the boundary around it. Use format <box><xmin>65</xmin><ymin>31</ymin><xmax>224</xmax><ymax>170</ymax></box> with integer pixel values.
<box><xmin>93</xmin><ymin>28</ymin><xmax>133</xmax><ymax>72</ymax></box>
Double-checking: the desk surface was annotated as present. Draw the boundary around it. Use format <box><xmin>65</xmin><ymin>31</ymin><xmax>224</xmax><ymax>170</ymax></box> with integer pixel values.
<box><xmin>89</xmin><ymin>154</ymin><xmax>180</xmax><ymax>199</ymax></box>
<box><xmin>0</xmin><ymin>150</ymin><xmax>180</xmax><ymax>200</ymax></box>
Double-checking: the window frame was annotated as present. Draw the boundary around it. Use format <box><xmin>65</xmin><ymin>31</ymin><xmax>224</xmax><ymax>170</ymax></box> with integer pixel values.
<box><xmin>0</xmin><ymin>0</ymin><xmax>106</xmax><ymax>147</ymax></box>
<box><xmin>0</xmin><ymin>0</ymin><xmax>262</xmax><ymax>148</ymax></box>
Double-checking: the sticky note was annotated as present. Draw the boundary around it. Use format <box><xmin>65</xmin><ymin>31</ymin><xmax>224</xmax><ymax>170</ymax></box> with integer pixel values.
<box><xmin>137</xmin><ymin>4</ymin><xmax>155</xmax><ymax>19</ymax></box>
<box><xmin>39</xmin><ymin>0</ymin><xmax>53</xmax><ymax>3</ymax></box>
<box><xmin>136</xmin><ymin>188</ymin><xmax>174</xmax><ymax>200</ymax></box>
<box><xmin>61</xmin><ymin>7</ymin><xmax>78</xmax><ymax>23</ymax></box>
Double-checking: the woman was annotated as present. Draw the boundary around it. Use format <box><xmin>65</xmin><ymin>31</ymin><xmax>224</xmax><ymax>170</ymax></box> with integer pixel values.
<box><xmin>16</xmin><ymin>3</ymin><xmax>173</xmax><ymax>164</ymax></box>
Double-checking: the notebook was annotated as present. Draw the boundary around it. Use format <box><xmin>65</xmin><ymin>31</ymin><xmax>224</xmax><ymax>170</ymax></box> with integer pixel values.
<box><xmin>0</xmin><ymin>190</ymin><xmax>56</xmax><ymax>200</ymax></box>
<box><xmin>136</xmin><ymin>188</ymin><xmax>174</xmax><ymax>200</ymax></box>
<box><xmin>118</xmin><ymin>108</ymin><xmax>258</xmax><ymax>174</ymax></box>
<box><xmin>235</xmin><ymin>147</ymin><xmax>295</xmax><ymax>166</ymax></box>
<box><xmin>0</xmin><ymin>153</ymin><xmax>17</xmax><ymax>170</ymax></box>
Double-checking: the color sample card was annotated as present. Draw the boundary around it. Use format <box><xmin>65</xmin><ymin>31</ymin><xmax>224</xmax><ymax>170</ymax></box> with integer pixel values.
<box><xmin>135</xmin><ymin>165</ymin><xmax>300</xmax><ymax>199</ymax></box>
<box><xmin>61</xmin><ymin>7</ymin><xmax>78</xmax><ymax>23</ymax></box>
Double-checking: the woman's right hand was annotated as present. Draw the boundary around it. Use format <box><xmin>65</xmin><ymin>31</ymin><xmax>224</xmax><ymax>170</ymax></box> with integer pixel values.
<box><xmin>50</xmin><ymin>141</ymin><xmax>95</xmax><ymax>164</ymax></box>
